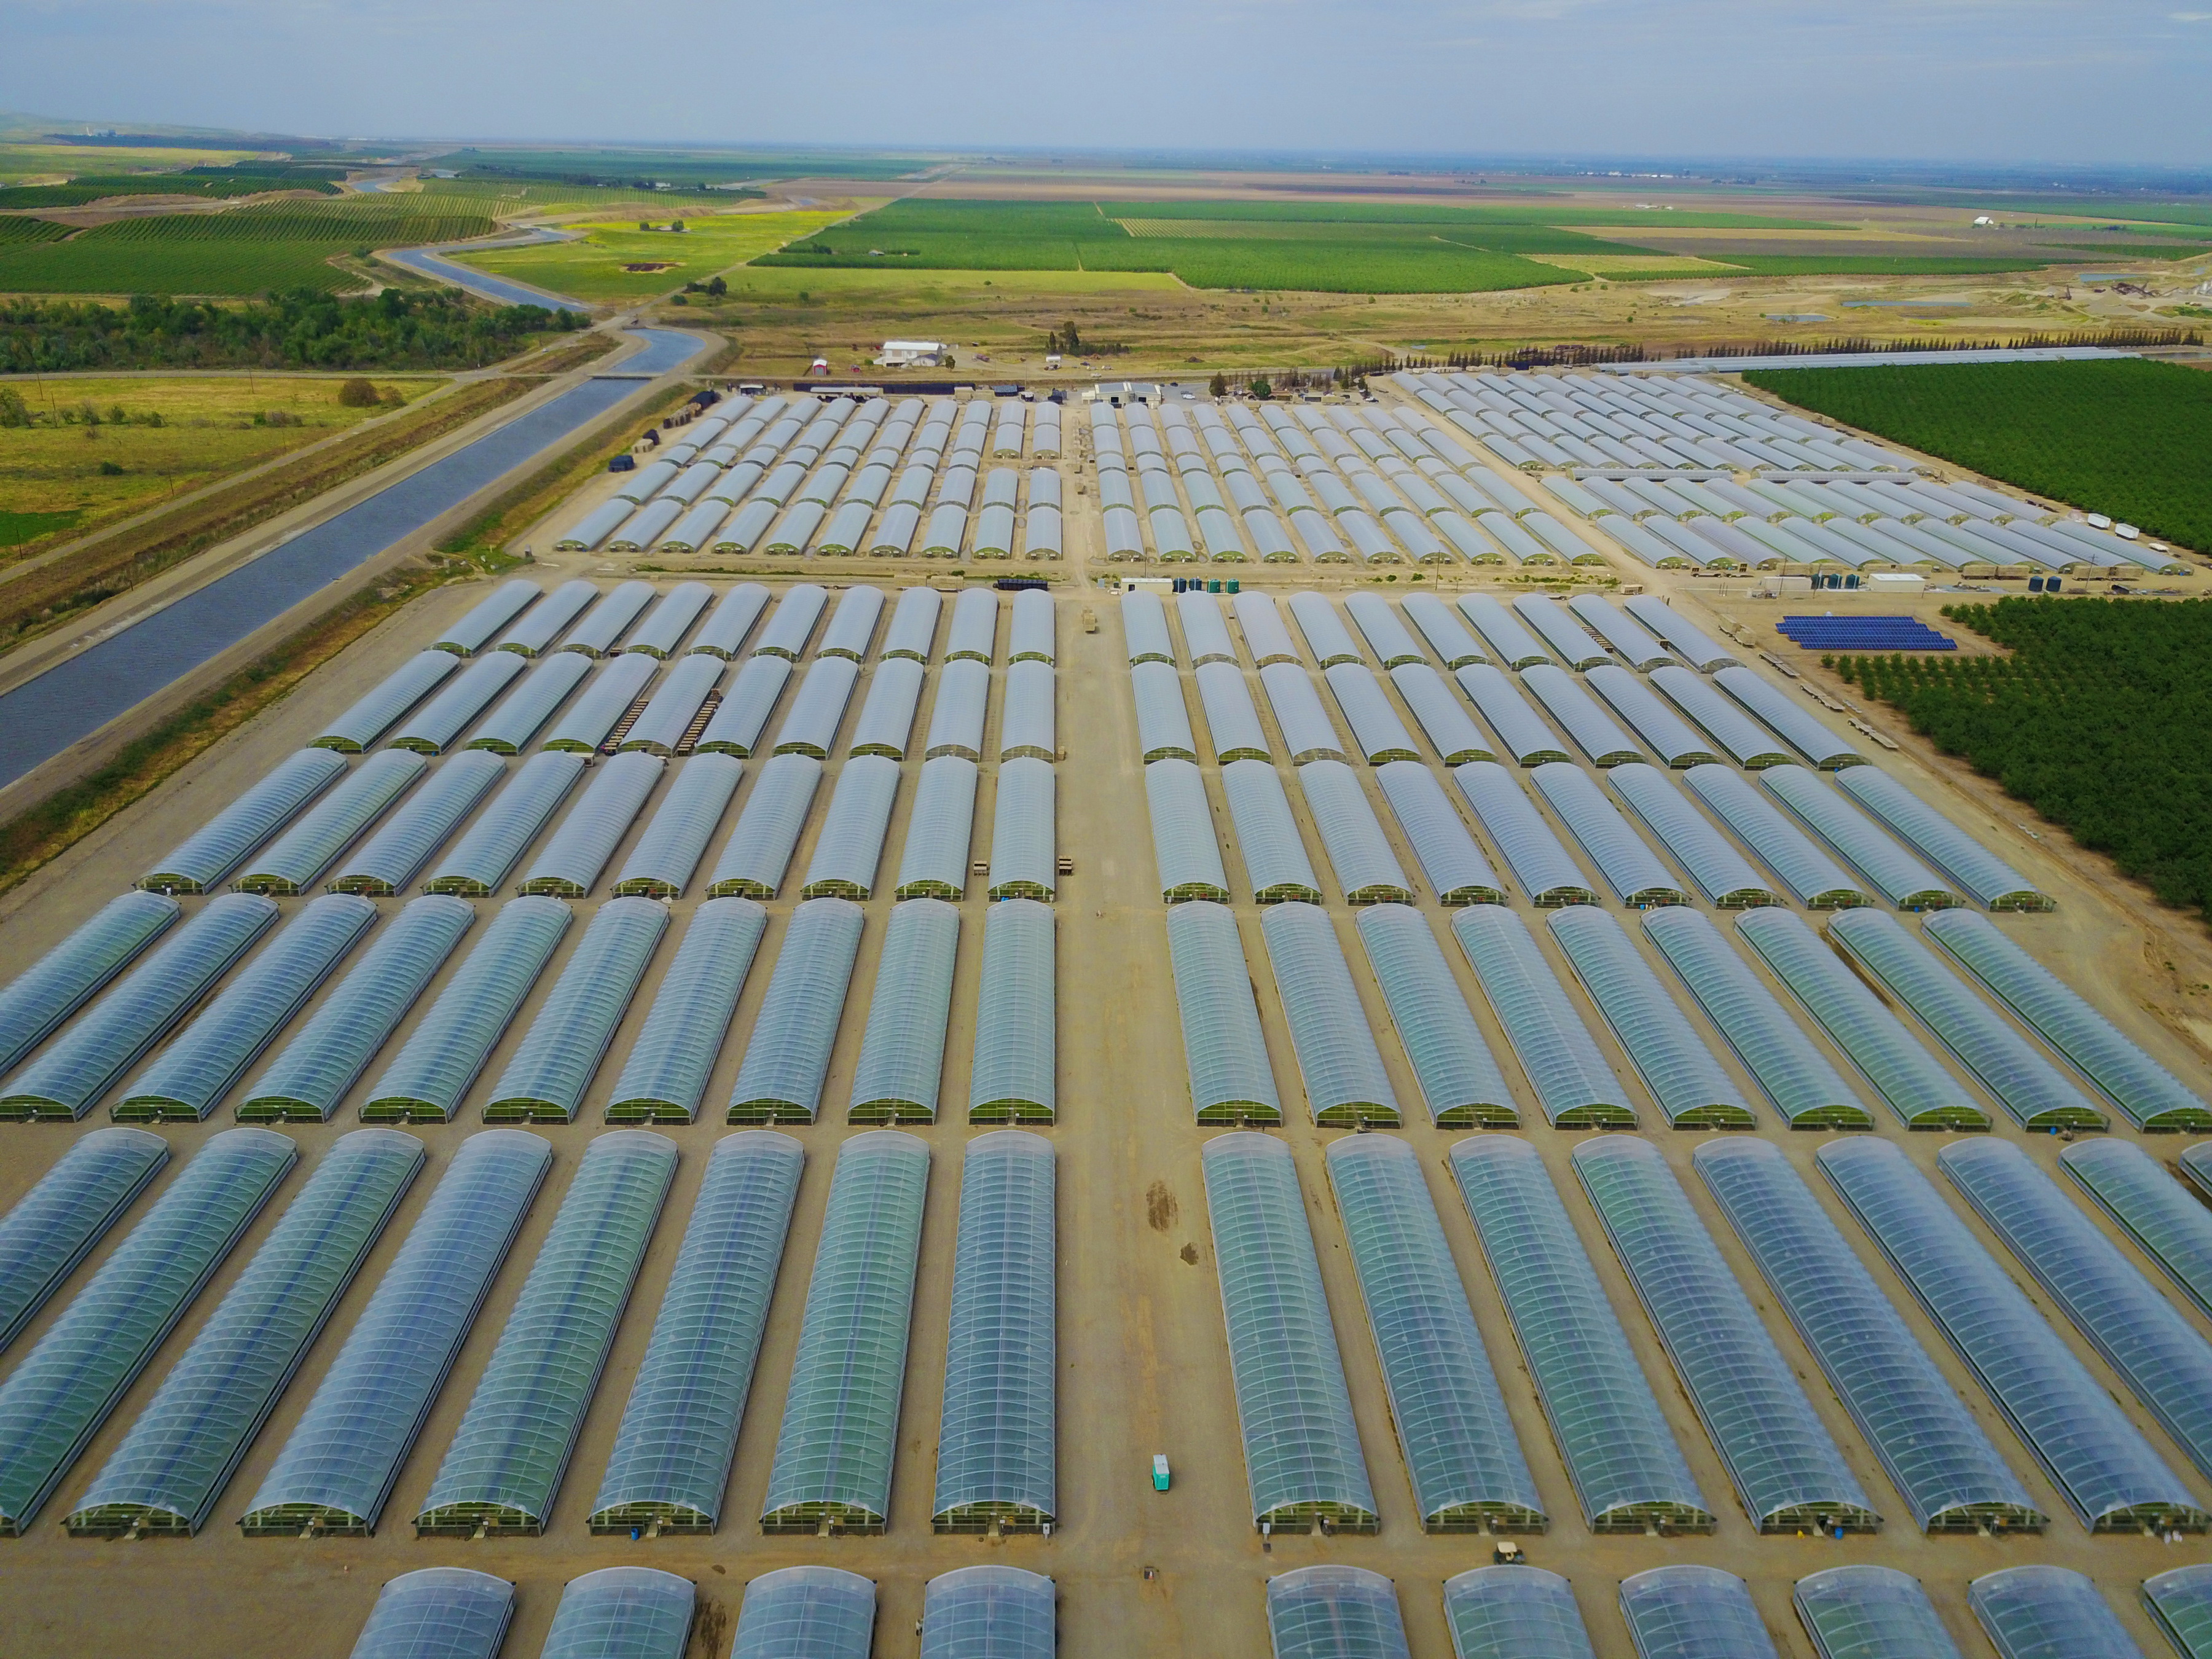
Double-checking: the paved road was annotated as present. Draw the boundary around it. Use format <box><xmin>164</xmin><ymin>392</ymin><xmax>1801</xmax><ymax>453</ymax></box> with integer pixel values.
<box><xmin>0</xmin><ymin>328</ymin><xmax>707</xmax><ymax>788</ymax></box>
<box><xmin>384</xmin><ymin>235</ymin><xmax>590</xmax><ymax>313</ymax></box>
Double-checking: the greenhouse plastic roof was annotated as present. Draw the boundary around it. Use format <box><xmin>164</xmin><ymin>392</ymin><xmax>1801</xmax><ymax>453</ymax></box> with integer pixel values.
<box><xmin>0</xmin><ymin>1126</ymin><xmax>295</xmax><ymax>1534</ymax></box>
<box><xmin>969</xmin><ymin>900</ymin><xmax>1056</xmax><ymax>1123</ymax></box>
<box><xmin>761</xmin><ymin>1131</ymin><xmax>929</xmax><ymax>1532</ymax></box>
<box><xmin>539</xmin><ymin>1567</ymin><xmax>695</xmax><ymax>1659</ymax></box>
<box><xmin>361</xmin><ymin>896</ymin><xmax>570</xmax><ymax>1122</ymax></box>
<box><xmin>731</xmin><ymin>1567</ymin><xmax>877</xmax><ymax>1659</ymax></box>
<box><xmin>591</xmin><ymin>1131</ymin><xmax>802</xmax><ymax>1532</ymax></box>
<box><xmin>1573</xmin><ymin>1136</ymin><xmax>1878</xmax><ymax>1532</ymax></box>
<box><xmin>1925</xmin><ymin>908</ymin><xmax>2206</xmax><ymax>1129</ymax></box>
<box><xmin>1266</xmin><ymin>1566</ymin><xmax>1410</xmax><ymax>1659</ymax></box>
<box><xmin>695</xmin><ymin>654</ymin><xmax>794</xmax><ymax>757</ymax></box>
<box><xmin>1446</xmin><ymin>1135</ymin><xmax>1709</xmax><ymax>1532</ymax></box>
<box><xmin>1298</xmin><ymin>761</ymin><xmax>1411</xmax><ymax>904</ymax></box>
<box><xmin>346</xmin><ymin>1567</ymin><xmax>515</xmax><ymax>1659</ymax></box>
<box><xmin>1201</xmin><ymin>1133</ymin><xmax>1376</xmax><ymax>1531</ymax></box>
<box><xmin>2061</xmin><ymin>1139</ymin><xmax>2212</xmax><ymax>1324</ymax></box>
<box><xmin>1617</xmin><ymin>1566</ymin><xmax>1781</xmax><ymax>1659</ymax></box>
<box><xmin>1968</xmin><ymin>1566</ymin><xmax>2144</xmax><ymax>1659</ymax></box>
<box><xmin>1197</xmin><ymin>662</ymin><xmax>1271</xmax><ymax>763</ymax></box>
<box><xmin>1818</xmin><ymin>1136</ymin><xmax>2206</xmax><ymax>1534</ymax></box>
<box><xmin>415</xmin><ymin>1131</ymin><xmax>677</xmax><ymax>1535</ymax></box>
<box><xmin>707</xmin><ymin>752</ymin><xmax>822</xmax><ymax>899</ymax></box>
<box><xmin>896</xmin><ymin>756</ymin><xmax>979</xmax><ymax>901</ymax></box>
<box><xmin>424</xmin><ymin>751</ymin><xmax>587</xmax><ymax>895</ymax></box>
<box><xmin>920</xmin><ymin>1566</ymin><xmax>1055</xmax><ymax>1659</ymax></box>
<box><xmin>0</xmin><ymin>890</ymin><xmax>180</xmax><ymax>1077</ymax></box>
<box><xmin>240</xmin><ymin>1129</ymin><xmax>551</xmax><ymax>1535</ymax></box>
<box><xmin>606</xmin><ymin>898</ymin><xmax>766</xmax><ymax>1123</ymax></box>
<box><xmin>1733</xmin><ymin>906</ymin><xmax>1984</xmax><ymax>1129</ymax></box>
<box><xmin>1832</xmin><ymin>765</ymin><xmax>2051</xmax><ymax>909</ymax></box>
<box><xmin>1827</xmin><ymin>909</ymin><xmax>2105</xmax><ymax>1130</ymax></box>
<box><xmin>139</xmin><ymin>748</ymin><xmax>349</xmax><ymax>892</ymax></box>
<box><xmin>1442</xmin><ymin>1567</ymin><xmax>1598</xmax><ymax>1659</ymax></box>
<box><xmin>729</xmin><ymin>898</ymin><xmax>865</xmax><ymax>1123</ymax></box>
<box><xmin>485</xmin><ymin>898</ymin><xmax>667</xmax><ymax>1122</ymax></box>
<box><xmin>66</xmin><ymin>1128</ymin><xmax>422</xmax><ymax>1535</ymax></box>
<box><xmin>1</xmin><ymin>891</ymin><xmax>276</xmax><ymax>1121</ymax></box>
<box><xmin>1165</xmin><ymin>902</ymin><xmax>1281</xmax><ymax>1124</ymax></box>
<box><xmin>1327</xmin><ymin>1135</ymin><xmax>1541</xmax><ymax>1529</ymax></box>
<box><xmin>1694</xmin><ymin>1139</ymin><xmax>2042</xmax><ymax>1534</ymax></box>
<box><xmin>934</xmin><ymin>1131</ymin><xmax>1056</xmax><ymax>1529</ymax></box>
<box><xmin>851</xmin><ymin>898</ymin><xmax>959</xmax><ymax>1122</ymax></box>
<box><xmin>0</xmin><ymin>1126</ymin><xmax>169</xmax><ymax>1354</ymax></box>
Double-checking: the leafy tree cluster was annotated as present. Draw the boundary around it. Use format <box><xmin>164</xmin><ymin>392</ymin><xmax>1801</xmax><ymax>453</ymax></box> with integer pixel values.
<box><xmin>1829</xmin><ymin>597</ymin><xmax>2212</xmax><ymax>916</ymax></box>
<box><xmin>0</xmin><ymin>288</ymin><xmax>583</xmax><ymax>374</ymax></box>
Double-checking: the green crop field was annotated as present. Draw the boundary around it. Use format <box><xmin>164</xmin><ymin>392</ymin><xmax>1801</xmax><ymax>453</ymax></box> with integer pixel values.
<box><xmin>0</xmin><ymin>173</ymin><xmax>341</xmax><ymax>210</ymax></box>
<box><xmin>1746</xmin><ymin>358</ymin><xmax>2212</xmax><ymax>552</ymax></box>
<box><xmin>751</xmin><ymin>198</ymin><xmax>2068</xmax><ymax>292</ymax></box>
<box><xmin>451</xmin><ymin>209</ymin><xmax>850</xmax><ymax>300</ymax></box>
<box><xmin>0</xmin><ymin>199</ymin><xmax>497</xmax><ymax>296</ymax></box>
<box><xmin>0</xmin><ymin>218</ymin><xmax>69</xmax><ymax>246</ymax></box>
<box><xmin>753</xmin><ymin>199</ymin><xmax>1650</xmax><ymax>291</ymax></box>
<box><xmin>1831</xmin><ymin>598</ymin><xmax>2212</xmax><ymax>917</ymax></box>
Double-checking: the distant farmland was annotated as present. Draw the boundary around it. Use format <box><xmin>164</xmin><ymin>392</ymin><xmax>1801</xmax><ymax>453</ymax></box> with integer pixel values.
<box><xmin>1747</xmin><ymin>358</ymin><xmax>2212</xmax><ymax>553</ymax></box>
<box><xmin>0</xmin><ymin>199</ymin><xmax>496</xmax><ymax>295</ymax></box>
<box><xmin>754</xmin><ymin>198</ymin><xmax>2067</xmax><ymax>293</ymax></box>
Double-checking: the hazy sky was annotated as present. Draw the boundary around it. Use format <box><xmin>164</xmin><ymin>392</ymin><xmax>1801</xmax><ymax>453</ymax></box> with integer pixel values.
<box><xmin>7</xmin><ymin>0</ymin><xmax>2210</xmax><ymax>165</ymax></box>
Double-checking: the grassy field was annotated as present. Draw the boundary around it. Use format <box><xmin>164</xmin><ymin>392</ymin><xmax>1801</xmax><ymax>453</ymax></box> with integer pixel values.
<box><xmin>450</xmin><ymin>209</ymin><xmax>851</xmax><ymax>300</ymax></box>
<box><xmin>0</xmin><ymin>198</ymin><xmax>499</xmax><ymax>296</ymax></box>
<box><xmin>0</xmin><ymin>374</ymin><xmax>444</xmax><ymax>546</ymax></box>
<box><xmin>1832</xmin><ymin>598</ymin><xmax>2212</xmax><ymax>917</ymax></box>
<box><xmin>1745</xmin><ymin>358</ymin><xmax>2212</xmax><ymax>551</ymax></box>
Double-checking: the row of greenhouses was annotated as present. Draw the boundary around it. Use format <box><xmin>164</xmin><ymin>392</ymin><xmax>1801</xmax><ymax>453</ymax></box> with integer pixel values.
<box><xmin>350</xmin><ymin>1562</ymin><xmax>1055</xmax><ymax>1659</ymax></box>
<box><xmin>0</xmin><ymin>1124</ymin><xmax>1059</xmax><ymax>1545</ymax></box>
<box><xmin>554</xmin><ymin>392</ymin><xmax>1065</xmax><ymax>560</ymax></box>
<box><xmin>1269</xmin><ymin>1558</ymin><xmax>2212</xmax><ymax>1659</ymax></box>
<box><xmin>1392</xmin><ymin>366</ymin><xmax>2178</xmax><ymax>575</ymax></box>
<box><xmin>2</xmin><ymin>600</ymin><xmax>1065</xmax><ymax>1126</ymax></box>
<box><xmin>1088</xmin><ymin>393</ymin><xmax>1610</xmax><ymax>568</ymax></box>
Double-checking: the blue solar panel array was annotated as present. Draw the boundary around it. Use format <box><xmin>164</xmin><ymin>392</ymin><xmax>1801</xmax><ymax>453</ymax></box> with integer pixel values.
<box><xmin>1776</xmin><ymin>616</ymin><xmax>1956</xmax><ymax>653</ymax></box>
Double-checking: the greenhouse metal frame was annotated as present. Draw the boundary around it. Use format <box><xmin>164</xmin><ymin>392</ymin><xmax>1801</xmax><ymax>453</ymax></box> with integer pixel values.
<box><xmin>694</xmin><ymin>655</ymin><xmax>796</xmax><ymax>758</ymax></box>
<box><xmin>0</xmin><ymin>1126</ymin><xmax>170</xmax><ymax>1355</ymax></box>
<box><xmin>414</xmin><ymin>1131</ymin><xmax>677</xmax><ymax>1536</ymax></box>
<box><xmin>1572</xmin><ymin>1136</ymin><xmax>1879</xmax><ymax>1534</ymax></box>
<box><xmin>1165</xmin><ymin>902</ymin><xmax>1282</xmax><ymax>1124</ymax></box>
<box><xmin>517</xmin><ymin>751</ymin><xmax>665</xmax><ymax>897</ymax></box>
<box><xmin>1617</xmin><ymin>1566</ymin><xmax>1781</xmax><ymax>1659</ymax></box>
<box><xmin>1693</xmin><ymin>1139</ymin><xmax>2044</xmax><ymax>1534</ymax></box>
<box><xmin>538</xmin><ymin>1566</ymin><xmax>695</xmax><ymax>1659</ymax></box>
<box><xmin>933</xmin><ymin>1131</ymin><xmax>1057</xmax><ymax>1532</ymax></box>
<box><xmin>1325</xmin><ymin>1135</ymin><xmax>1543</xmax><ymax>1531</ymax></box>
<box><xmin>988</xmin><ymin>758</ymin><xmax>1057</xmax><ymax>900</ymax></box>
<box><xmin>1442</xmin><ymin>1566</ymin><xmax>1598</xmax><ymax>1659</ymax></box>
<box><xmin>590</xmin><ymin>1131</ymin><xmax>804</xmax><ymax>1534</ymax></box>
<box><xmin>1200</xmin><ymin>1133</ymin><xmax>1378</xmax><ymax>1532</ymax></box>
<box><xmin>332</xmin><ymin>750</ymin><xmax>504</xmax><ymax>894</ymax></box>
<box><xmin>1450</xmin><ymin>905</ymin><xmax>1631</xmax><ymax>1126</ymax></box>
<box><xmin>728</xmin><ymin>898</ymin><xmax>865</xmax><ymax>1124</ymax></box>
<box><xmin>136</xmin><ymin>748</ymin><xmax>343</xmax><ymax>892</ymax></box>
<box><xmin>895</xmin><ymin>755</ymin><xmax>979</xmax><ymax>900</ymax></box>
<box><xmin>65</xmin><ymin>1128</ymin><xmax>423</xmax><ymax>1536</ymax></box>
<box><xmin>761</xmin><ymin>1131</ymin><xmax>930</xmax><ymax>1535</ymax></box>
<box><xmin>1818</xmin><ymin>1136</ymin><xmax>2208</xmax><ymax>1534</ymax></box>
<box><xmin>919</xmin><ymin>1566</ymin><xmax>1055</xmax><ymax>1659</ymax></box>
<box><xmin>1197</xmin><ymin>661</ymin><xmax>1271</xmax><ymax>763</ymax></box>
<box><xmin>730</xmin><ymin>1567</ymin><xmax>877</xmax><ymax>1659</ymax></box>
<box><xmin>0</xmin><ymin>1126</ymin><xmax>296</xmax><ymax>1535</ymax></box>
<box><xmin>1968</xmin><ymin>1566</ymin><xmax>2143</xmax><ymax>1659</ymax></box>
